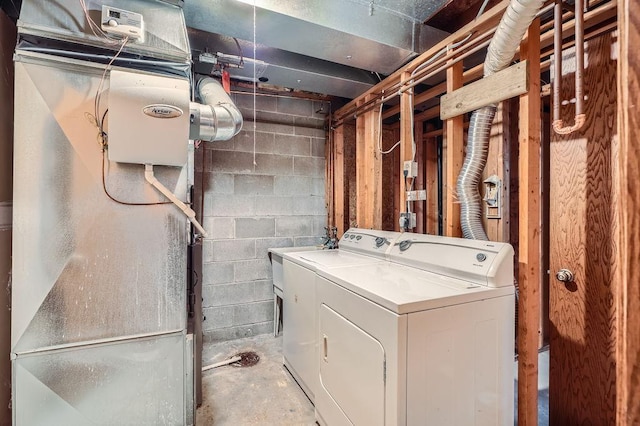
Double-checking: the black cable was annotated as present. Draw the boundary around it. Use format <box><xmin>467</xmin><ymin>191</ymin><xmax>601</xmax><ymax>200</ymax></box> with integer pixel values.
<box><xmin>101</xmin><ymin>149</ymin><xmax>173</xmax><ymax>206</ymax></box>
<box><xmin>233</xmin><ymin>37</ymin><xmax>244</xmax><ymax>65</ymax></box>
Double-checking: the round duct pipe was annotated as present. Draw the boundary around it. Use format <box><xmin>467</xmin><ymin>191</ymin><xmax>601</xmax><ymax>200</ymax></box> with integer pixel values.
<box><xmin>457</xmin><ymin>0</ymin><xmax>545</xmax><ymax>240</ymax></box>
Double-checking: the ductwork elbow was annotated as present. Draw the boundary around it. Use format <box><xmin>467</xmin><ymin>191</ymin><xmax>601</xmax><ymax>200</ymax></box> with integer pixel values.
<box><xmin>189</xmin><ymin>78</ymin><xmax>243</xmax><ymax>142</ymax></box>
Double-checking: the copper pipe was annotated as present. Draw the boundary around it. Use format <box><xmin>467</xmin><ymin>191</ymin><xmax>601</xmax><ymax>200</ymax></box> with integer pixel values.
<box><xmin>552</xmin><ymin>0</ymin><xmax>586</xmax><ymax>134</ymax></box>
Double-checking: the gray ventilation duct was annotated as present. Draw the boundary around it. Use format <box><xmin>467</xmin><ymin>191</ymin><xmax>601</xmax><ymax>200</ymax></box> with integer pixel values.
<box><xmin>457</xmin><ymin>0</ymin><xmax>545</xmax><ymax>240</ymax></box>
<box><xmin>189</xmin><ymin>78</ymin><xmax>243</xmax><ymax>141</ymax></box>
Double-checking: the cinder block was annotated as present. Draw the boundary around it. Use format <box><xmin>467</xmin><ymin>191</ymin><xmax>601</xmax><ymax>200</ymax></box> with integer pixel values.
<box><xmin>203</xmin><ymin>172</ymin><xmax>234</xmax><ymax>194</ymax></box>
<box><xmin>203</xmin><ymin>321</ymin><xmax>273</xmax><ymax>342</ymax></box>
<box><xmin>311</xmin><ymin>138</ymin><xmax>326</xmax><ymax>157</ymax></box>
<box><xmin>294</xmin><ymin>125</ymin><xmax>326</xmax><ymax>138</ymax></box>
<box><xmin>234</xmin><ymin>131</ymin><xmax>276</xmax><ymax>153</ymax></box>
<box><xmin>203</xmin><ymin>261</ymin><xmax>234</xmax><ymax>285</ymax></box>
<box><xmin>203</xmin><ymin>217</ymin><xmax>235</xmax><ymax>239</ymax></box>
<box><xmin>277</xmin><ymin>97</ymin><xmax>313</xmax><ymax>116</ymax></box>
<box><xmin>202</xmin><ymin>305</ymin><xmax>235</xmax><ymax>330</ymax></box>
<box><xmin>311</xmin><ymin>215</ymin><xmax>328</xmax><ymax>235</ymax></box>
<box><xmin>254</xmin><ymin>196</ymin><xmax>294</xmax><ymax>216</ymax></box>
<box><xmin>254</xmin><ymin>120</ymin><xmax>294</xmax><ymax>135</ymax></box>
<box><xmin>234</xmin><ymin>175</ymin><xmax>274</xmax><ymax>195</ymax></box>
<box><xmin>203</xmin><ymin>240</ymin><xmax>214</xmax><ymax>263</ymax></box>
<box><xmin>293</xmin><ymin>157</ymin><xmax>325</xmax><ymax>177</ymax></box>
<box><xmin>292</xmin><ymin>196</ymin><xmax>326</xmax><ymax>215</ymax></box>
<box><xmin>274</xmin><ymin>176</ymin><xmax>311</xmax><ymax>196</ymax></box>
<box><xmin>294</xmin><ymin>116</ymin><xmax>324</xmax><ymax>129</ymax></box>
<box><xmin>210</xmin><ymin>195</ymin><xmax>255</xmax><ymax>217</ymax></box>
<box><xmin>276</xmin><ymin>216</ymin><xmax>313</xmax><ymax>237</ymax></box>
<box><xmin>255</xmin><ymin>237</ymin><xmax>294</xmax><ymax>255</ymax></box>
<box><xmin>235</xmin><ymin>218</ymin><xmax>276</xmax><ymax>238</ymax></box>
<box><xmin>212</xmin><ymin>239</ymin><xmax>256</xmax><ymax>261</ymax></box>
<box><xmin>234</xmin><ymin>258</ymin><xmax>272</xmax><ymax>282</ymax></box>
<box><xmin>202</xmin><ymin>282</ymin><xmax>256</xmax><ymax>308</ymax></box>
<box><xmin>273</xmin><ymin>134</ymin><xmax>311</xmax><ymax>156</ymax></box>
<box><xmin>253</xmin><ymin>153</ymin><xmax>294</xmax><ymax>176</ymax></box>
<box><xmin>254</xmin><ymin>280</ymin><xmax>274</xmax><ymax>301</ymax></box>
<box><xmin>233</xmin><ymin>300</ymin><xmax>274</xmax><ymax>325</ymax></box>
<box><xmin>312</xmin><ymin>178</ymin><xmax>325</xmax><ymax>196</ymax></box>
<box><xmin>210</xmin><ymin>151</ymin><xmax>259</xmax><ymax>174</ymax></box>
<box><xmin>295</xmin><ymin>236</ymin><xmax>323</xmax><ymax>247</ymax></box>
<box><xmin>312</xmin><ymin>101</ymin><xmax>329</xmax><ymax>119</ymax></box>
<box><xmin>234</xmin><ymin>92</ymin><xmax>277</xmax><ymax>111</ymax></box>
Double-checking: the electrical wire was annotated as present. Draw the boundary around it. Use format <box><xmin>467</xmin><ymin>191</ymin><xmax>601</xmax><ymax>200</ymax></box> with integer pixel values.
<box><xmin>79</xmin><ymin>0</ymin><xmax>121</xmax><ymax>45</ymax></box>
<box><xmin>93</xmin><ymin>36</ymin><xmax>129</xmax><ymax>139</ymax></box>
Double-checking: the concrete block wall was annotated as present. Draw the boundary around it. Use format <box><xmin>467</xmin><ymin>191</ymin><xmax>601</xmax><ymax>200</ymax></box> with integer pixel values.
<box><xmin>196</xmin><ymin>93</ymin><xmax>327</xmax><ymax>342</ymax></box>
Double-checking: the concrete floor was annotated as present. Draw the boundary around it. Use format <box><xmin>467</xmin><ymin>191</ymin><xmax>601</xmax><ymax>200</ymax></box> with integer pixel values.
<box><xmin>197</xmin><ymin>334</ymin><xmax>550</xmax><ymax>425</ymax></box>
<box><xmin>197</xmin><ymin>334</ymin><xmax>314</xmax><ymax>425</ymax></box>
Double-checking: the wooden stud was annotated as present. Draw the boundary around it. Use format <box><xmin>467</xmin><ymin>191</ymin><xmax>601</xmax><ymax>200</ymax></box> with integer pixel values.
<box><xmin>355</xmin><ymin>95</ymin><xmax>383</xmax><ymax>229</ymax></box>
<box><xmin>617</xmin><ymin>0</ymin><xmax>640</xmax><ymax>423</ymax></box>
<box><xmin>399</xmin><ymin>72</ymin><xmax>414</xmax><ymax>229</ymax></box>
<box><xmin>333</xmin><ymin>126</ymin><xmax>345</xmax><ymax>236</ymax></box>
<box><xmin>425</xmin><ymin>123</ymin><xmax>439</xmax><ymax>235</ymax></box>
<box><xmin>444</xmin><ymin>61</ymin><xmax>464</xmax><ymax>237</ymax></box>
<box><xmin>414</xmin><ymin>119</ymin><xmax>425</xmax><ymax>233</ymax></box>
<box><xmin>517</xmin><ymin>18</ymin><xmax>541</xmax><ymax>426</ymax></box>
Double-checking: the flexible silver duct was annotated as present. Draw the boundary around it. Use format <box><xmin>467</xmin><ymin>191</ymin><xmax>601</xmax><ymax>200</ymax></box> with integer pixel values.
<box><xmin>457</xmin><ymin>0</ymin><xmax>545</xmax><ymax>240</ymax></box>
<box><xmin>189</xmin><ymin>77</ymin><xmax>243</xmax><ymax>141</ymax></box>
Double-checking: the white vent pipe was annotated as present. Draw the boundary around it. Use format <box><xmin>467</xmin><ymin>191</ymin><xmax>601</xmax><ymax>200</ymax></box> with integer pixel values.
<box><xmin>189</xmin><ymin>78</ymin><xmax>243</xmax><ymax>141</ymax></box>
<box><xmin>457</xmin><ymin>0</ymin><xmax>545</xmax><ymax>240</ymax></box>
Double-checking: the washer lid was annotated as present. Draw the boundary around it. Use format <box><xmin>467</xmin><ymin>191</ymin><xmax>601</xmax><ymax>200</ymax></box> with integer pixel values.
<box><xmin>317</xmin><ymin>262</ymin><xmax>514</xmax><ymax>314</ymax></box>
<box><xmin>283</xmin><ymin>249</ymin><xmax>385</xmax><ymax>271</ymax></box>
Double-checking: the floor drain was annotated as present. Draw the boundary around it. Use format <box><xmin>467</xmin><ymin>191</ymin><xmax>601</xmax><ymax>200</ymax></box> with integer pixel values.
<box><xmin>231</xmin><ymin>351</ymin><xmax>260</xmax><ymax>367</ymax></box>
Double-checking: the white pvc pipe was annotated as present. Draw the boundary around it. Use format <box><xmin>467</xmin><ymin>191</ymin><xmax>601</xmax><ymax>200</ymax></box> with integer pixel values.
<box><xmin>144</xmin><ymin>164</ymin><xmax>208</xmax><ymax>238</ymax></box>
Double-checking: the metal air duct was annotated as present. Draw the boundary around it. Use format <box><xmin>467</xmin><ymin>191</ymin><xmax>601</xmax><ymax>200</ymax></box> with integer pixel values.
<box><xmin>190</xmin><ymin>77</ymin><xmax>243</xmax><ymax>141</ymax></box>
<box><xmin>457</xmin><ymin>0</ymin><xmax>545</xmax><ymax>240</ymax></box>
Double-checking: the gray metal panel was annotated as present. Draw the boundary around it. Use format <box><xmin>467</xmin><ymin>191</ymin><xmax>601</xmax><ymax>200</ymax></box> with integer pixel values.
<box><xmin>11</xmin><ymin>51</ymin><xmax>187</xmax><ymax>354</ymax></box>
<box><xmin>184</xmin><ymin>0</ymin><xmax>448</xmax><ymax>75</ymax></box>
<box><xmin>12</xmin><ymin>332</ymin><xmax>186</xmax><ymax>425</ymax></box>
<box><xmin>18</xmin><ymin>0</ymin><xmax>190</xmax><ymax>62</ymax></box>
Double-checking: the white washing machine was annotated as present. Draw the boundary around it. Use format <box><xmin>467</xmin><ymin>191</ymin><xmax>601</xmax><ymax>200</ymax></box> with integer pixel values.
<box><xmin>314</xmin><ymin>233</ymin><xmax>515</xmax><ymax>426</ymax></box>
<box><xmin>281</xmin><ymin>229</ymin><xmax>402</xmax><ymax>402</ymax></box>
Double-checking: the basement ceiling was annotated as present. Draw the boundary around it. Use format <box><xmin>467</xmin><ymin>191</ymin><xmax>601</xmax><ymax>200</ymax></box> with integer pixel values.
<box><xmin>183</xmin><ymin>0</ymin><xmax>450</xmax><ymax>99</ymax></box>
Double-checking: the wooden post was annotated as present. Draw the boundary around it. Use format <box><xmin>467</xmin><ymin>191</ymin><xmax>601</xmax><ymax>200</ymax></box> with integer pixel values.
<box><xmin>617</xmin><ymin>0</ymin><xmax>640</xmax><ymax>423</ymax></box>
<box><xmin>333</xmin><ymin>126</ymin><xmax>345</xmax><ymax>236</ymax></box>
<box><xmin>425</xmin><ymin>123</ymin><xmax>439</xmax><ymax>234</ymax></box>
<box><xmin>444</xmin><ymin>62</ymin><xmax>464</xmax><ymax>237</ymax></box>
<box><xmin>399</xmin><ymin>72</ymin><xmax>414</xmax><ymax>230</ymax></box>
<box><xmin>517</xmin><ymin>18</ymin><xmax>541</xmax><ymax>426</ymax></box>
<box><xmin>356</xmin><ymin>95</ymin><xmax>382</xmax><ymax>229</ymax></box>
<box><xmin>415</xmin><ymin>119</ymin><xmax>425</xmax><ymax>233</ymax></box>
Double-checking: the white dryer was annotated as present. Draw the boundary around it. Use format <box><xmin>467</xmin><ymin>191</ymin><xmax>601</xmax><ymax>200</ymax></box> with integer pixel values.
<box><xmin>314</xmin><ymin>233</ymin><xmax>515</xmax><ymax>426</ymax></box>
<box><xmin>281</xmin><ymin>229</ymin><xmax>402</xmax><ymax>402</ymax></box>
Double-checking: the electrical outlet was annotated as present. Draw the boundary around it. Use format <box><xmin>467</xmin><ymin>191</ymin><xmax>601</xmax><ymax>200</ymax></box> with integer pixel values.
<box><xmin>399</xmin><ymin>212</ymin><xmax>417</xmax><ymax>229</ymax></box>
<box><xmin>403</xmin><ymin>161</ymin><xmax>418</xmax><ymax>178</ymax></box>
<box><xmin>101</xmin><ymin>5</ymin><xmax>144</xmax><ymax>42</ymax></box>
<box><xmin>406</xmin><ymin>190</ymin><xmax>427</xmax><ymax>201</ymax></box>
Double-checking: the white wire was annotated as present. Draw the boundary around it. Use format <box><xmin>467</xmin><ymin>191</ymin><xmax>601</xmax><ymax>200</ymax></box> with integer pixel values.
<box><xmin>79</xmin><ymin>0</ymin><xmax>120</xmax><ymax>45</ymax></box>
<box><xmin>376</xmin><ymin>98</ymin><xmax>401</xmax><ymax>155</ymax></box>
<box><xmin>252</xmin><ymin>0</ymin><xmax>257</xmax><ymax>168</ymax></box>
<box><xmin>92</xmin><ymin>36</ymin><xmax>129</xmax><ymax>145</ymax></box>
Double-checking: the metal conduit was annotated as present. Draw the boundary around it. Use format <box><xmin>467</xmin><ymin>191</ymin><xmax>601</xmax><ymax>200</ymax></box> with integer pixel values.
<box><xmin>457</xmin><ymin>0</ymin><xmax>545</xmax><ymax>240</ymax></box>
<box><xmin>189</xmin><ymin>77</ymin><xmax>243</xmax><ymax>142</ymax></box>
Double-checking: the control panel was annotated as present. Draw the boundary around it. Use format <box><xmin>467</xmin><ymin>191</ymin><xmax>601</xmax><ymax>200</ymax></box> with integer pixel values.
<box><xmin>338</xmin><ymin>228</ymin><xmax>401</xmax><ymax>258</ymax></box>
<box><xmin>101</xmin><ymin>5</ymin><xmax>144</xmax><ymax>42</ymax></box>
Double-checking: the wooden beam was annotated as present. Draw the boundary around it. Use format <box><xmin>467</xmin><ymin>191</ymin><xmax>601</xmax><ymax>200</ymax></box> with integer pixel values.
<box><xmin>398</xmin><ymin>72</ymin><xmax>414</xmax><ymax>229</ymax></box>
<box><xmin>444</xmin><ymin>61</ymin><xmax>464</xmax><ymax>237</ymax></box>
<box><xmin>440</xmin><ymin>61</ymin><xmax>529</xmax><ymax>120</ymax></box>
<box><xmin>517</xmin><ymin>18</ymin><xmax>541</xmax><ymax>426</ymax></box>
<box><xmin>334</xmin><ymin>0</ymin><xmax>512</xmax><ymax>120</ymax></box>
<box><xmin>617</xmin><ymin>0</ymin><xmax>640</xmax><ymax>423</ymax></box>
<box><xmin>333</xmin><ymin>126</ymin><xmax>345</xmax><ymax>236</ymax></box>
<box><xmin>425</xmin><ymin>124</ymin><xmax>439</xmax><ymax>234</ymax></box>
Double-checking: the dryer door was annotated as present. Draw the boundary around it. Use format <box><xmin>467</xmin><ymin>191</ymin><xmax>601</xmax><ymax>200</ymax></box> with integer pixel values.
<box><xmin>319</xmin><ymin>304</ymin><xmax>385</xmax><ymax>426</ymax></box>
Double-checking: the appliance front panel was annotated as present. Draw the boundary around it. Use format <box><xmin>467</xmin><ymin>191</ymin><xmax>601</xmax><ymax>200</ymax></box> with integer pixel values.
<box><xmin>12</xmin><ymin>332</ymin><xmax>187</xmax><ymax>426</ymax></box>
<box><xmin>11</xmin><ymin>54</ymin><xmax>187</xmax><ymax>353</ymax></box>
